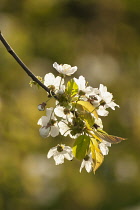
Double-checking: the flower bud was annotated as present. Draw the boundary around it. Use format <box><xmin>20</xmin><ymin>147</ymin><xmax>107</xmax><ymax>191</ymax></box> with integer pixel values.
<box><xmin>38</xmin><ymin>102</ymin><xmax>46</xmax><ymax>111</ymax></box>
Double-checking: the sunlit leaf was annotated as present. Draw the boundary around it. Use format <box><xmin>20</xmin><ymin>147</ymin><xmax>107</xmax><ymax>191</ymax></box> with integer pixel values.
<box><xmin>90</xmin><ymin>138</ymin><xmax>104</xmax><ymax>172</ymax></box>
<box><xmin>93</xmin><ymin>151</ymin><xmax>104</xmax><ymax>172</ymax></box>
<box><xmin>72</xmin><ymin>135</ymin><xmax>90</xmax><ymax>160</ymax></box>
<box><xmin>91</xmin><ymin>138</ymin><xmax>101</xmax><ymax>153</ymax></box>
<box><xmin>77</xmin><ymin>101</ymin><xmax>98</xmax><ymax>119</ymax></box>
<box><xmin>66</xmin><ymin>79</ymin><xmax>78</xmax><ymax>97</ymax></box>
<box><xmin>90</xmin><ymin>141</ymin><xmax>96</xmax><ymax>163</ymax></box>
<box><xmin>79</xmin><ymin>111</ymin><xmax>95</xmax><ymax>128</ymax></box>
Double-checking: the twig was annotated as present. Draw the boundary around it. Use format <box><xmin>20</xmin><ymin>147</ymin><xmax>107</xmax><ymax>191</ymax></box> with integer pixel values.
<box><xmin>0</xmin><ymin>31</ymin><xmax>55</xmax><ymax>96</ymax></box>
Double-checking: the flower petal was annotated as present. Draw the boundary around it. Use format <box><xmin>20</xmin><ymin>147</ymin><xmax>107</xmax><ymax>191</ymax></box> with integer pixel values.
<box><xmin>47</xmin><ymin>147</ymin><xmax>57</xmax><ymax>158</ymax></box>
<box><xmin>80</xmin><ymin>160</ymin><xmax>86</xmax><ymax>173</ymax></box>
<box><xmin>54</xmin><ymin>106</ymin><xmax>65</xmax><ymax>118</ymax></box>
<box><xmin>37</xmin><ymin>116</ymin><xmax>49</xmax><ymax>126</ymax></box>
<box><xmin>39</xmin><ymin>127</ymin><xmax>50</xmax><ymax>138</ymax></box>
<box><xmin>44</xmin><ymin>73</ymin><xmax>55</xmax><ymax>87</ymax></box>
<box><xmin>97</xmin><ymin>106</ymin><xmax>109</xmax><ymax>116</ymax></box>
<box><xmin>99</xmin><ymin>141</ymin><xmax>110</xmax><ymax>155</ymax></box>
<box><xmin>53</xmin><ymin>62</ymin><xmax>60</xmax><ymax>71</ymax></box>
<box><xmin>51</xmin><ymin>126</ymin><xmax>59</xmax><ymax>137</ymax></box>
<box><xmin>58</xmin><ymin>121</ymin><xmax>70</xmax><ymax>136</ymax></box>
<box><xmin>54</xmin><ymin>153</ymin><xmax>65</xmax><ymax>165</ymax></box>
<box><xmin>64</xmin><ymin>146</ymin><xmax>72</xmax><ymax>153</ymax></box>
<box><xmin>46</xmin><ymin>107</ymin><xmax>55</xmax><ymax>120</ymax></box>
<box><xmin>66</xmin><ymin>66</ymin><xmax>77</xmax><ymax>76</ymax></box>
<box><xmin>105</xmin><ymin>101</ymin><xmax>120</xmax><ymax>110</ymax></box>
<box><xmin>95</xmin><ymin>118</ymin><xmax>103</xmax><ymax>129</ymax></box>
<box><xmin>85</xmin><ymin>161</ymin><xmax>93</xmax><ymax>173</ymax></box>
<box><xmin>63</xmin><ymin>150</ymin><xmax>73</xmax><ymax>160</ymax></box>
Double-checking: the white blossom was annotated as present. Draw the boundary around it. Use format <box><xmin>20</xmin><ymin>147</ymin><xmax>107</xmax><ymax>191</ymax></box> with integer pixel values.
<box><xmin>44</xmin><ymin>73</ymin><xmax>65</xmax><ymax>92</ymax></box>
<box><xmin>74</xmin><ymin>76</ymin><xmax>95</xmax><ymax>97</ymax></box>
<box><xmin>47</xmin><ymin>144</ymin><xmax>73</xmax><ymax>165</ymax></box>
<box><xmin>91</xmin><ymin>84</ymin><xmax>119</xmax><ymax>116</ymax></box>
<box><xmin>80</xmin><ymin>153</ymin><xmax>93</xmax><ymax>173</ymax></box>
<box><xmin>53</xmin><ymin>62</ymin><xmax>77</xmax><ymax>76</ymax></box>
<box><xmin>99</xmin><ymin>140</ymin><xmax>111</xmax><ymax>156</ymax></box>
<box><xmin>97</xmin><ymin>105</ymin><xmax>109</xmax><ymax>116</ymax></box>
<box><xmin>54</xmin><ymin>106</ymin><xmax>73</xmax><ymax>120</ymax></box>
<box><xmin>37</xmin><ymin>108</ymin><xmax>59</xmax><ymax>138</ymax></box>
<box><xmin>98</xmin><ymin>84</ymin><xmax>119</xmax><ymax>110</ymax></box>
<box><xmin>88</xmin><ymin>94</ymin><xmax>101</xmax><ymax>107</ymax></box>
<box><xmin>58</xmin><ymin>120</ymin><xmax>71</xmax><ymax>137</ymax></box>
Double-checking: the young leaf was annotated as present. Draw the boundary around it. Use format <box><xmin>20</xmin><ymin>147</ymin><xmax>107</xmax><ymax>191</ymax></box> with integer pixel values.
<box><xmin>72</xmin><ymin>135</ymin><xmax>90</xmax><ymax>160</ymax></box>
<box><xmin>93</xmin><ymin>151</ymin><xmax>104</xmax><ymax>173</ymax></box>
<box><xmin>91</xmin><ymin>138</ymin><xmax>101</xmax><ymax>153</ymax></box>
<box><xmin>66</xmin><ymin>79</ymin><xmax>78</xmax><ymax>97</ymax></box>
<box><xmin>79</xmin><ymin>111</ymin><xmax>95</xmax><ymax>128</ymax></box>
<box><xmin>90</xmin><ymin>141</ymin><xmax>96</xmax><ymax>164</ymax></box>
<box><xmin>77</xmin><ymin>101</ymin><xmax>98</xmax><ymax>119</ymax></box>
<box><xmin>90</xmin><ymin>138</ymin><xmax>104</xmax><ymax>172</ymax></box>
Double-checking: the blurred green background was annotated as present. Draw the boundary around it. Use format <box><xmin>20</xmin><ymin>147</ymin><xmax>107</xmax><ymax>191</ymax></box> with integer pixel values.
<box><xmin>0</xmin><ymin>0</ymin><xmax>140</xmax><ymax>210</ymax></box>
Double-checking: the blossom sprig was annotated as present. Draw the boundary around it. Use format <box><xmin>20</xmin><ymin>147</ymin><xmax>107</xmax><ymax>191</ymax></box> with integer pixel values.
<box><xmin>36</xmin><ymin>62</ymin><xmax>126</xmax><ymax>173</ymax></box>
<box><xmin>0</xmin><ymin>33</ymin><xmax>126</xmax><ymax>174</ymax></box>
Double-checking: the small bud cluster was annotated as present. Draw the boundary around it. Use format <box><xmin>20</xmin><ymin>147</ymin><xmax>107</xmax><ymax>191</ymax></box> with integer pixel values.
<box><xmin>34</xmin><ymin>62</ymin><xmax>125</xmax><ymax>173</ymax></box>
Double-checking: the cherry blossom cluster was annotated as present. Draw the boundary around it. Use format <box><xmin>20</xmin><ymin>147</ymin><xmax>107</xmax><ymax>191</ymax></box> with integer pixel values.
<box><xmin>36</xmin><ymin>62</ymin><xmax>125</xmax><ymax>173</ymax></box>
<box><xmin>0</xmin><ymin>32</ymin><xmax>125</xmax><ymax>173</ymax></box>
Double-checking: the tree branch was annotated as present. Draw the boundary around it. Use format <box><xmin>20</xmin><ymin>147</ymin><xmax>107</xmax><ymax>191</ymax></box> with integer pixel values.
<box><xmin>0</xmin><ymin>31</ymin><xmax>55</xmax><ymax>96</ymax></box>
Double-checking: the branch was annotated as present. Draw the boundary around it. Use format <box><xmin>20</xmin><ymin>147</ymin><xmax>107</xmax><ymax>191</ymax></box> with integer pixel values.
<box><xmin>0</xmin><ymin>31</ymin><xmax>55</xmax><ymax>96</ymax></box>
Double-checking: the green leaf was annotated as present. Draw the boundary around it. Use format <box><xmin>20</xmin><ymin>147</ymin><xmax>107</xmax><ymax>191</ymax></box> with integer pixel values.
<box><xmin>66</xmin><ymin>79</ymin><xmax>78</xmax><ymax>97</ymax></box>
<box><xmin>79</xmin><ymin>111</ymin><xmax>95</xmax><ymax>128</ymax></box>
<box><xmin>72</xmin><ymin>135</ymin><xmax>90</xmax><ymax>160</ymax></box>
<box><xmin>84</xmin><ymin>112</ymin><xmax>95</xmax><ymax>127</ymax></box>
<box><xmin>77</xmin><ymin>101</ymin><xmax>98</xmax><ymax>119</ymax></box>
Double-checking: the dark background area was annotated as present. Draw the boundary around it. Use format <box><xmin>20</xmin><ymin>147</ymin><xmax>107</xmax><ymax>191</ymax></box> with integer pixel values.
<box><xmin>0</xmin><ymin>0</ymin><xmax>140</xmax><ymax>209</ymax></box>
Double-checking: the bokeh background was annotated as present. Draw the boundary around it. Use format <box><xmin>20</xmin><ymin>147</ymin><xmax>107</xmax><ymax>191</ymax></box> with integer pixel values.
<box><xmin>0</xmin><ymin>0</ymin><xmax>140</xmax><ymax>210</ymax></box>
